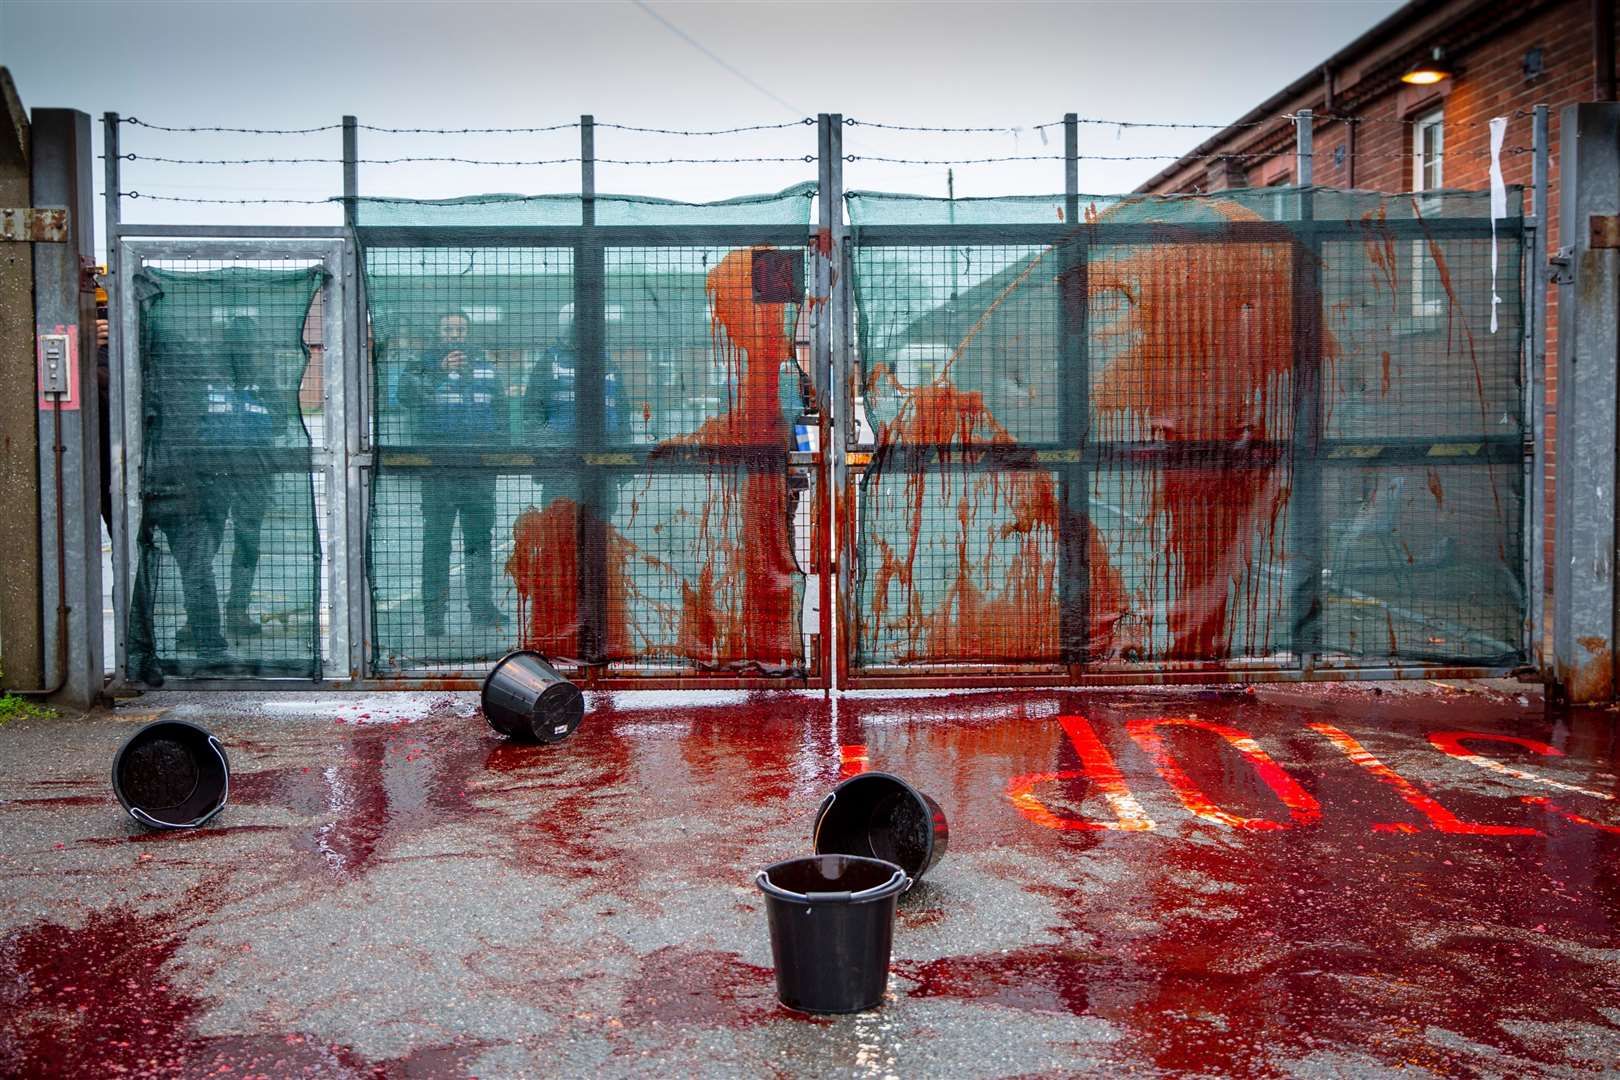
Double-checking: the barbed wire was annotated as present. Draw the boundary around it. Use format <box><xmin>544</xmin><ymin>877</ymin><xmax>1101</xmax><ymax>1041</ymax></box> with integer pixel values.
<box><xmin>117</xmin><ymin>153</ymin><xmax>816</xmax><ymax>166</ymax></box>
<box><xmin>121</xmin><ymin>118</ymin><xmax>812</xmax><ymax>137</ymax></box>
<box><xmin>115</xmin><ymin>188</ymin><xmax>822</xmax><ymax>206</ymax></box>
<box><xmin>118</xmin><ymin>192</ymin><xmax>338</xmax><ymax>204</ymax></box>
<box><xmin>121</xmin><ymin>118</ymin><xmax>342</xmax><ymax>135</ymax></box>
<box><xmin>1033</xmin><ymin>117</ymin><xmax>1270</xmax><ymax>131</ymax></box>
<box><xmin>357</xmin><ymin>122</ymin><xmax>578</xmax><ymax>134</ymax></box>
<box><xmin>846</xmin><ymin>119</ymin><xmax>1038</xmax><ymax>134</ymax></box>
<box><xmin>120</xmin><ymin>110</ymin><xmax>1538</xmax><ymax>142</ymax></box>
<box><xmin>848</xmin><ymin>147</ymin><xmax>1532</xmax><ymax>166</ymax></box>
<box><xmin>597</xmin><ymin>119</ymin><xmax>811</xmax><ymax>135</ymax></box>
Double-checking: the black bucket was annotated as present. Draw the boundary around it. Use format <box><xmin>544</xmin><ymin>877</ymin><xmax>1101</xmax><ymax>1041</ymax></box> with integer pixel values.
<box><xmin>111</xmin><ymin>720</ymin><xmax>230</xmax><ymax>830</ymax></box>
<box><xmin>755</xmin><ymin>854</ymin><xmax>910</xmax><ymax>1013</ymax></box>
<box><xmin>481</xmin><ymin>650</ymin><xmax>584</xmax><ymax>743</ymax></box>
<box><xmin>813</xmin><ymin>771</ymin><xmax>949</xmax><ymax>882</ymax></box>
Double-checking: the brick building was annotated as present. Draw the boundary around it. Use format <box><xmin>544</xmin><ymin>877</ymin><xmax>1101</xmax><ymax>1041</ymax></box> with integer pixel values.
<box><xmin>1137</xmin><ymin>0</ymin><xmax>1618</xmax><ymax>577</ymax></box>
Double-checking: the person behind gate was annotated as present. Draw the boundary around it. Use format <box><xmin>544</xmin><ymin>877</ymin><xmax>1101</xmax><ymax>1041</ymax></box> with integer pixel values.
<box><xmin>399</xmin><ymin>310</ymin><xmax>508</xmax><ymax>637</ymax></box>
<box><xmin>128</xmin><ymin>315</ymin><xmax>282</xmax><ymax>681</ymax></box>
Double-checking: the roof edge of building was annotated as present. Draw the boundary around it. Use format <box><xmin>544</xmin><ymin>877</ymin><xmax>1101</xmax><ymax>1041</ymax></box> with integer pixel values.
<box><xmin>1134</xmin><ymin>0</ymin><xmax>1459</xmax><ymax>193</ymax></box>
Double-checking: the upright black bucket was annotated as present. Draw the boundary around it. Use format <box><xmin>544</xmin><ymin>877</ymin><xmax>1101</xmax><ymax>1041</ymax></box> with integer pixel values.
<box><xmin>813</xmin><ymin>771</ymin><xmax>949</xmax><ymax>882</ymax></box>
<box><xmin>111</xmin><ymin>720</ymin><xmax>230</xmax><ymax>830</ymax></box>
<box><xmin>755</xmin><ymin>854</ymin><xmax>910</xmax><ymax>1013</ymax></box>
<box><xmin>482</xmin><ymin>650</ymin><xmax>583</xmax><ymax>744</ymax></box>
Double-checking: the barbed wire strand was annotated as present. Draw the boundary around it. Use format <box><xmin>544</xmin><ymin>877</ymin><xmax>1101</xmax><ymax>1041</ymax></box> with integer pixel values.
<box><xmin>848</xmin><ymin>147</ymin><xmax>1531</xmax><ymax>165</ymax></box>
<box><xmin>121</xmin><ymin>110</ymin><xmax>1530</xmax><ymax>141</ymax></box>
<box><xmin>117</xmin><ymin>153</ymin><xmax>817</xmax><ymax>166</ymax></box>
<box><xmin>121</xmin><ymin>118</ymin><xmax>342</xmax><ymax>135</ymax></box>
<box><xmin>121</xmin><ymin>118</ymin><xmax>812</xmax><ymax>137</ymax></box>
<box><xmin>598</xmin><ymin>119</ymin><xmax>812</xmax><ymax>135</ymax></box>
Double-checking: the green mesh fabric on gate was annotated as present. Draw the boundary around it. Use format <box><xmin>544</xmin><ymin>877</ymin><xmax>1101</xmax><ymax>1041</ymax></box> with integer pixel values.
<box><xmin>357</xmin><ymin>185</ymin><xmax>817</xmax><ymax>675</ymax></box>
<box><xmin>846</xmin><ymin>186</ymin><xmax>1524</xmax><ymax>672</ymax></box>
<box><xmin>127</xmin><ymin>265</ymin><xmax>327</xmax><ymax>680</ymax></box>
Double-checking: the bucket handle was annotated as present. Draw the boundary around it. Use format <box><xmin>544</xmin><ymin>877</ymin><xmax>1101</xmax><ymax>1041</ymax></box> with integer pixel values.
<box><xmin>755</xmin><ymin>866</ymin><xmax>909</xmax><ymax>903</ymax></box>
<box><xmin>811</xmin><ymin>790</ymin><xmax>834</xmax><ymax>852</ymax></box>
<box><xmin>125</xmin><ymin>735</ymin><xmax>229</xmax><ymax>830</ymax></box>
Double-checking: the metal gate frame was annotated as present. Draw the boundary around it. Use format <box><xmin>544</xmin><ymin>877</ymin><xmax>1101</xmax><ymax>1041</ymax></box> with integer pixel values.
<box><xmin>102</xmin><ymin>109</ymin><xmax>1550</xmax><ymax>692</ymax></box>
<box><xmin>108</xmin><ymin>234</ymin><xmax>362</xmax><ymax>689</ymax></box>
<box><xmin>830</xmin><ymin>110</ymin><xmax>1551</xmax><ymax>690</ymax></box>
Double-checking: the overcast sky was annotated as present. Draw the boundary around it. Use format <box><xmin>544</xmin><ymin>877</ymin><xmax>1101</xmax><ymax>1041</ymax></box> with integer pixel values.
<box><xmin>2</xmin><ymin>0</ymin><xmax>1403</xmax><ymax>251</ymax></box>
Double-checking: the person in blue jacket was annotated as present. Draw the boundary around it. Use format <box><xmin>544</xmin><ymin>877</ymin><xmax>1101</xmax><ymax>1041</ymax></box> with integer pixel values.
<box><xmin>522</xmin><ymin>303</ymin><xmax>624</xmax><ymax>446</ymax></box>
<box><xmin>399</xmin><ymin>310</ymin><xmax>508</xmax><ymax>637</ymax></box>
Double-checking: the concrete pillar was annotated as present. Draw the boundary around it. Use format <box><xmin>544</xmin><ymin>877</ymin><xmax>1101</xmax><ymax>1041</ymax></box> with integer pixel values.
<box><xmin>0</xmin><ymin>70</ymin><xmax>42</xmax><ymax>691</ymax></box>
<box><xmin>31</xmin><ymin>108</ymin><xmax>102</xmax><ymax>707</ymax></box>
<box><xmin>1552</xmin><ymin>103</ymin><xmax>1620</xmax><ymax>703</ymax></box>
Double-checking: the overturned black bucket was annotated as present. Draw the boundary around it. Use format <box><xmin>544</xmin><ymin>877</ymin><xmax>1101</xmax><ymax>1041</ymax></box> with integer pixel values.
<box><xmin>482</xmin><ymin>650</ymin><xmax>583</xmax><ymax>743</ymax></box>
<box><xmin>111</xmin><ymin>720</ymin><xmax>230</xmax><ymax>830</ymax></box>
<box><xmin>813</xmin><ymin>771</ymin><xmax>949</xmax><ymax>882</ymax></box>
<box><xmin>755</xmin><ymin>854</ymin><xmax>910</xmax><ymax>1013</ymax></box>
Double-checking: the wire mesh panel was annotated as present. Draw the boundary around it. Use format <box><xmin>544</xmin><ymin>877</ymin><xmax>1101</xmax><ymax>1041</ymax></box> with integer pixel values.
<box><xmin>845</xmin><ymin>186</ymin><xmax>1525</xmax><ymax>681</ymax></box>
<box><xmin>126</xmin><ymin>261</ymin><xmax>328</xmax><ymax>681</ymax></box>
<box><xmin>357</xmin><ymin>186</ymin><xmax>820</xmax><ymax>681</ymax></box>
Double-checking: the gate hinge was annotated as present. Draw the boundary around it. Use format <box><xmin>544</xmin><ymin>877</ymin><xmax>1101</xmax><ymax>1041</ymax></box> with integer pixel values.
<box><xmin>1548</xmin><ymin>246</ymin><xmax>1574</xmax><ymax>285</ymax></box>
<box><xmin>0</xmin><ymin>208</ymin><xmax>69</xmax><ymax>242</ymax></box>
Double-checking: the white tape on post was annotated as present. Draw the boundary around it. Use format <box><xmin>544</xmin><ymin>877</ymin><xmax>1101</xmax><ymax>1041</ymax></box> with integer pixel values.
<box><xmin>1489</xmin><ymin>116</ymin><xmax>1508</xmax><ymax>333</ymax></box>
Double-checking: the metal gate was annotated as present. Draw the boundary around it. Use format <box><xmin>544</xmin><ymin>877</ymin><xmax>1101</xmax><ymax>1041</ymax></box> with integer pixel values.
<box><xmin>836</xmin><ymin>188</ymin><xmax>1532</xmax><ymax>688</ymax></box>
<box><xmin>110</xmin><ymin>236</ymin><xmax>362</xmax><ymax>687</ymax></box>
<box><xmin>104</xmin><ymin>113</ymin><xmax>1543</xmax><ymax>691</ymax></box>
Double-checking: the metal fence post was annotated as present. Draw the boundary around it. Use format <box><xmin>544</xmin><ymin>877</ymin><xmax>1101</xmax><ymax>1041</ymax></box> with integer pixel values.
<box><xmin>32</xmin><ymin>109</ymin><xmax>103</xmax><ymax>706</ymax></box>
<box><xmin>813</xmin><ymin>114</ymin><xmax>835</xmax><ymax>686</ymax></box>
<box><xmin>1058</xmin><ymin>113</ymin><xmax>1090</xmax><ymax>671</ymax></box>
<box><xmin>329</xmin><ymin>115</ymin><xmax>360</xmax><ymax>679</ymax></box>
<box><xmin>575</xmin><ymin>114</ymin><xmax>608</xmax><ymax>675</ymax></box>
<box><xmin>1551</xmin><ymin>102</ymin><xmax>1620</xmax><ymax>702</ymax></box>
<box><xmin>827</xmin><ymin>113</ymin><xmax>852</xmax><ymax>686</ymax></box>
<box><xmin>1295</xmin><ymin>108</ymin><xmax>1313</xmax><ymax>187</ymax></box>
<box><xmin>1288</xmin><ymin>111</ymin><xmax>1323</xmax><ymax>668</ymax></box>
<box><xmin>103</xmin><ymin>112</ymin><xmax>129</xmax><ymax>686</ymax></box>
<box><xmin>340</xmin><ymin>116</ymin><xmax>368</xmax><ymax>679</ymax></box>
<box><xmin>1528</xmin><ymin>103</ymin><xmax>1550</xmax><ymax>671</ymax></box>
<box><xmin>342</xmin><ymin>116</ymin><xmax>357</xmax><ymax>228</ymax></box>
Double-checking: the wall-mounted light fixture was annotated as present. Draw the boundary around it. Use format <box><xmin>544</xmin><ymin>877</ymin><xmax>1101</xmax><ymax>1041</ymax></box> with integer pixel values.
<box><xmin>1401</xmin><ymin>47</ymin><xmax>1455</xmax><ymax>86</ymax></box>
<box><xmin>1523</xmin><ymin>46</ymin><xmax>1544</xmax><ymax>81</ymax></box>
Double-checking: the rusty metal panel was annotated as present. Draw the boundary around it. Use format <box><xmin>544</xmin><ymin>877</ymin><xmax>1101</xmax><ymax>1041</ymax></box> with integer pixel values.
<box><xmin>1591</xmin><ymin>214</ymin><xmax>1620</xmax><ymax>250</ymax></box>
<box><xmin>0</xmin><ymin>207</ymin><xmax>68</xmax><ymax>242</ymax></box>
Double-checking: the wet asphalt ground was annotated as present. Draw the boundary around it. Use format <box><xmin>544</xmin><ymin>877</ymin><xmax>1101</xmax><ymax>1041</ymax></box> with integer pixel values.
<box><xmin>2</xmin><ymin>681</ymin><xmax>1618</xmax><ymax>1078</ymax></box>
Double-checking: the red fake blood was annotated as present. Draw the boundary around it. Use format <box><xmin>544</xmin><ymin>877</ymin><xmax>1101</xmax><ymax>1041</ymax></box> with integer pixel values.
<box><xmin>507</xmin><ymin>498</ymin><xmax>631</xmax><ymax>659</ymax></box>
<box><xmin>1125</xmin><ymin>716</ymin><xmax>1322</xmax><ymax>829</ymax></box>
<box><xmin>618</xmin><ymin>946</ymin><xmax>791</xmax><ymax>1027</ymax></box>
<box><xmin>1426</xmin><ymin>467</ymin><xmax>1445</xmax><ymax>508</ymax></box>
<box><xmin>867</xmin><ymin>382</ymin><xmax>1130</xmax><ymax>664</ymax></box>
<box><xmin>1092</xmin><ymin>205</ymin><xmax>1305</xmax><ymax>659</ymax></box>
<box><xmin>1362</xmin><ymin>205</ymin><xmax>1400</xmax><ymax>300</ymax></box>
<box><xmin>642</xmin><ymin>246</ymin><xmax>800</xmax><ymax>668</ymax></box>
<box><xmin>897</xmin><ymin>945</ymin><xmax>1094</xmax><ymax>1015</ymax></box>
<box><xmin>0</xmin><ymin>906</ymin><xmax>203</xmax><ymax>1078</ymax></box>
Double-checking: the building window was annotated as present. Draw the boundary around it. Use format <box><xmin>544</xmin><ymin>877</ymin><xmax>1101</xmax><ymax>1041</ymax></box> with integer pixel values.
<box><xmin>1412</xmin><ymin>108</ymin><xmax>1445</xmax><ymax>318</ymax></box>
<box><xmin>1413</xmin><ymin>109</ymin><xmax>1444</xmax><ymax>192</ymax></box>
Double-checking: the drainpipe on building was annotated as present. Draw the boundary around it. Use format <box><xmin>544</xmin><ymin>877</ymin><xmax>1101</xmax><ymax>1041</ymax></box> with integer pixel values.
<box><xmin>1598</xmin><ymin>0</ymin><xmax>1616</xmax><ymax>101</ymax></box>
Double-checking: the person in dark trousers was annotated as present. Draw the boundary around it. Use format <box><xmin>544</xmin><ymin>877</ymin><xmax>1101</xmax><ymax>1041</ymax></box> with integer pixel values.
<box><xmin>399</xmin><ymin>310</ymin><xmax>508</xmax><ymax>638</ymax></box>
<box><xmin>213</xmin><ymin>317</ymin><xmax>279</xmax><ymax>640</ymax></box>
<box><xmin>127</xmin><ymin>320</ymin><xmax>233</xmax><ymax>682</ymax></box>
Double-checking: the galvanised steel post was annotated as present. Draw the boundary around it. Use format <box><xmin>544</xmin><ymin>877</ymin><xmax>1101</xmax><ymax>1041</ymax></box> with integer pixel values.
<box><xmin>1552</xmin><ymin>103</ymin><xmax>1620</xmax><ymax>702</ymax></box>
